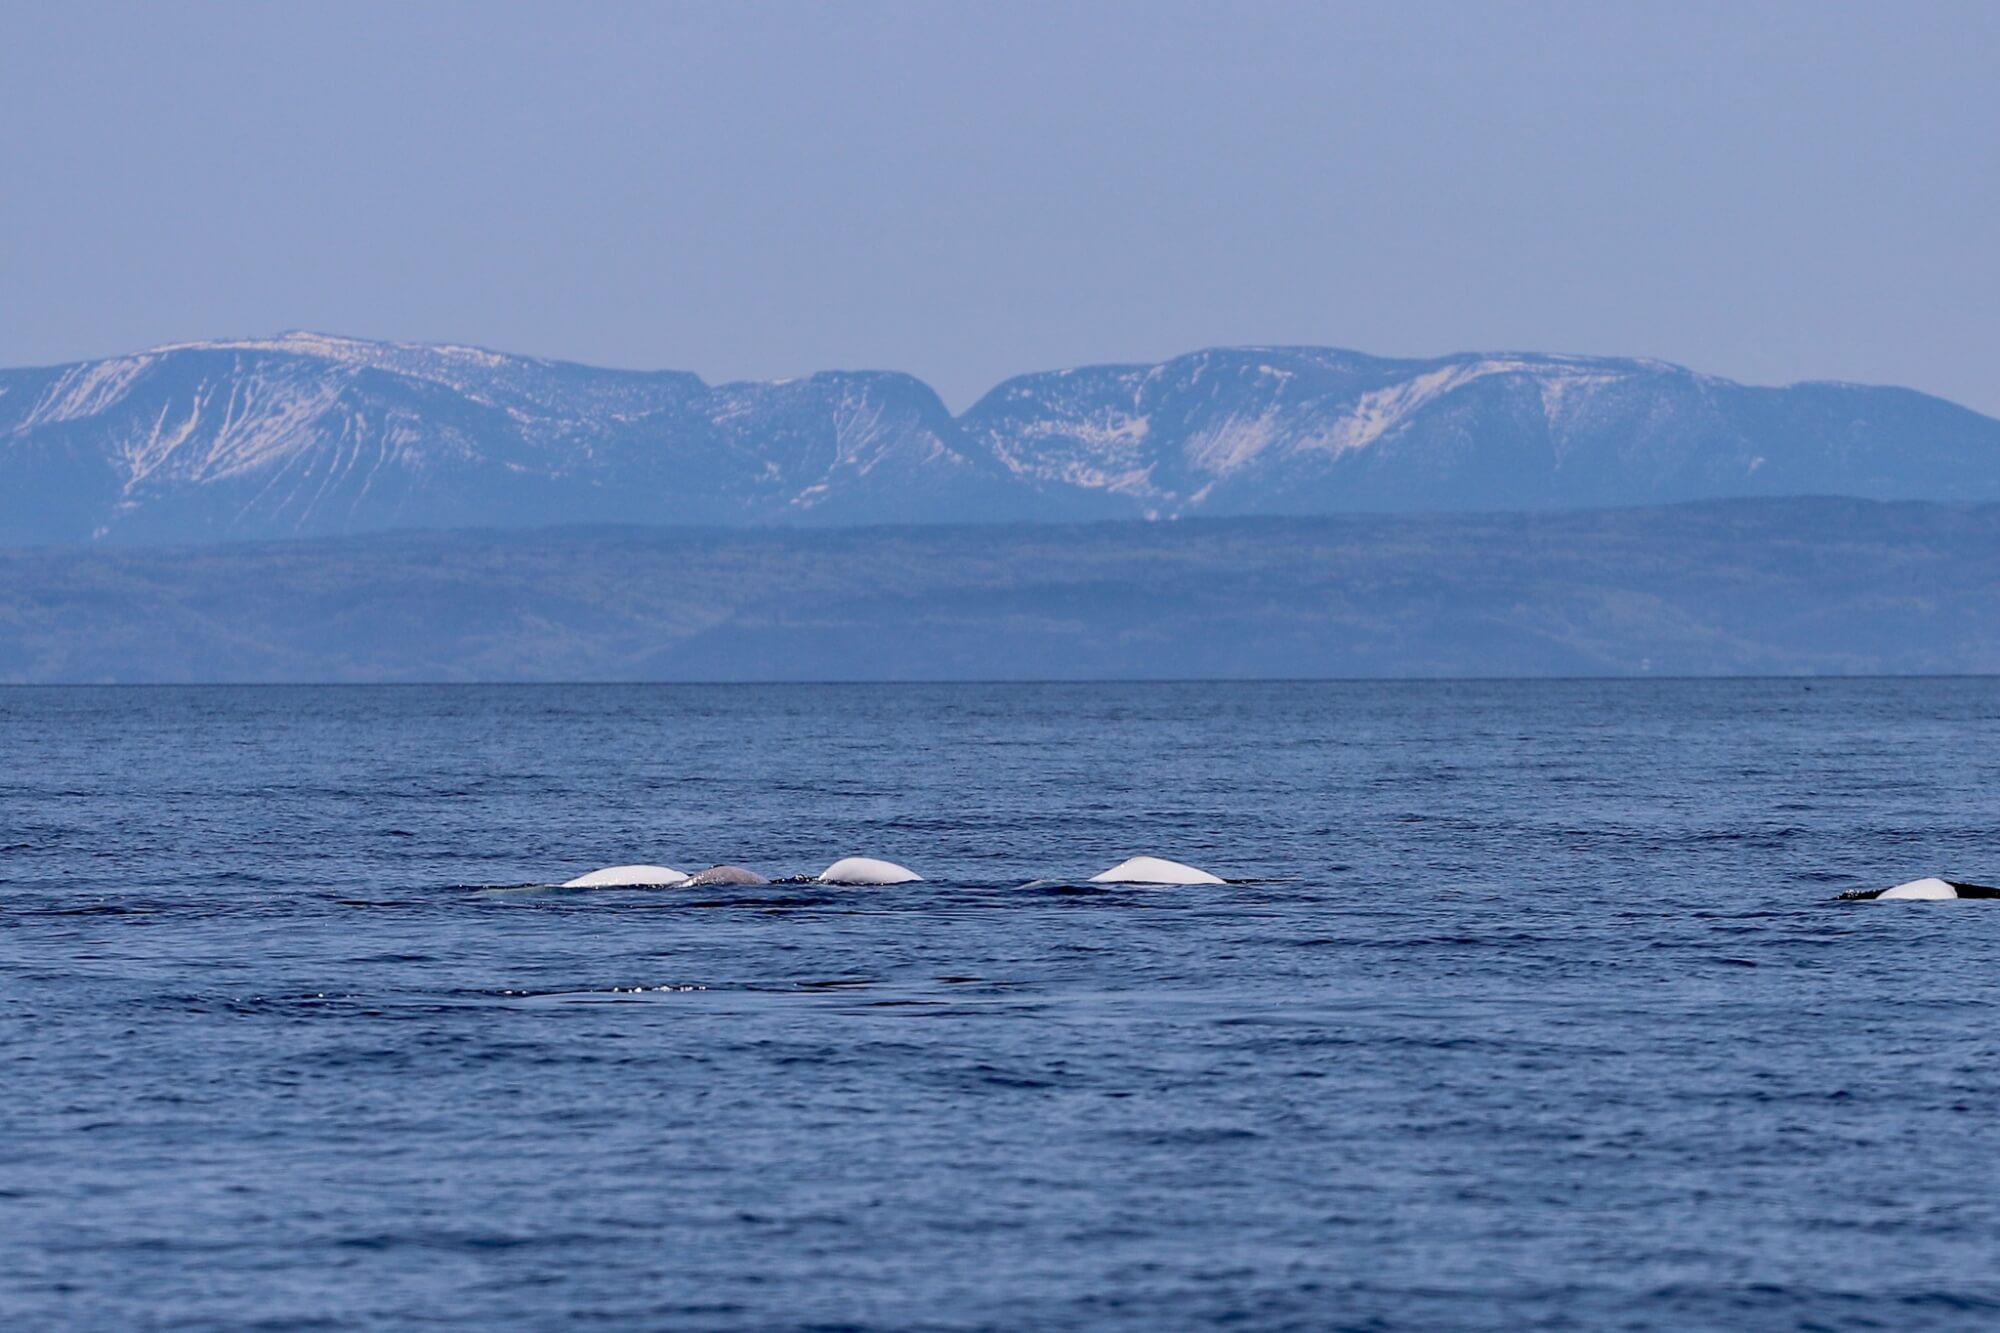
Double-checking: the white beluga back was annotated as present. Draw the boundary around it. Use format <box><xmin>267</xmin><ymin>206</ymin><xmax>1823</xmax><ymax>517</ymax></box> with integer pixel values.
<box><xmin>1090</xmin><ymin>856</ymin><xmax>1225</xmax><ymax>885</ymax></box>
<box><xmin>818</xmin><ymin>857</ymin><xmax>923</xmax><ymax>885</ymax></box>
<box><xmin>560</xmin><ymin>864</ymin><xmax>689</xmax><ymax>888</ymax></box>
<box><xmin>1865</xmin><ymin>877</ymin><xmax>2000</xmax><ymax>901</ymax></box>
<box><xmin>1877</xmin><ymin>877</ymin><xmax>1958</xmax><ymax>900</ymax></box>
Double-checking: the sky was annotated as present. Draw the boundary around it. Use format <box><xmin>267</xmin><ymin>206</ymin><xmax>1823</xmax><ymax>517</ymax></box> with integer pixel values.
<box><xmin>2</xmin><ymin>0</ymin><xmax>1995</xmax><ymax>414</ymax></box>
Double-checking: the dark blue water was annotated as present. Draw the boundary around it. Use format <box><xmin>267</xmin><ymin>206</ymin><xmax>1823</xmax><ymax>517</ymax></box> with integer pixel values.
<box><xmin>5</xmin><ymin>680</ymin><xmax>2000</xmax><ymax>1330</ymax></box>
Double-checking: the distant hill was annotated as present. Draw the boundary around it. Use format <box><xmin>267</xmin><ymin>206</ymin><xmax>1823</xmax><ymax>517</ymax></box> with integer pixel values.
<box><xmin>3</xmin><ymin>334</ymin><xmax>1996</xmax><ymax>543</ymax></box>
<box><xmin>3</xmin><ymin>499</ymin><xmax>1996</xmax><ymax>681</ymax></box>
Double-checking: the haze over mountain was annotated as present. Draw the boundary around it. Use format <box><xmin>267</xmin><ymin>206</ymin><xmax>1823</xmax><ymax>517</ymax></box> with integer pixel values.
<box><xmin>4</xmin><ymin>334</ymin><xmax>1996</xmax><ymax>545</ymax></box>
<box><xmin>4</xmin><ymin>500</ymin><xmax>1996</xmax><ymax>682</ymax></box>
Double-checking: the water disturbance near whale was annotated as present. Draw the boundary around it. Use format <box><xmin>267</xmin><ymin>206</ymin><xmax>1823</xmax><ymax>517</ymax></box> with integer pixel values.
<box><xmin>1090</xmin><ymin>856</ymin><xmax>1226</xmax><ymax>885</ymax></box>
<box><xmin>1841</xmin><ymin>877</ymin><xmax>2000</xmax><ymax>901</ymax></box>
<box><xmin>559</xmin><ymin>864</ymin><xmax>690</xmax><ymax>888</ymax></box>
<box><xmin>818</xmin><ymin>857</ymin><xmax>923</xmax><ymax>885</ymax></box>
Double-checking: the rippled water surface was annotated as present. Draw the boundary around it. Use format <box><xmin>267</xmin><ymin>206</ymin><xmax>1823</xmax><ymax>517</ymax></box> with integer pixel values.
<box><xmin>5</xmin><ymin>680</ymin><xmax>2000</xmax><ymax>1330</ymax></box>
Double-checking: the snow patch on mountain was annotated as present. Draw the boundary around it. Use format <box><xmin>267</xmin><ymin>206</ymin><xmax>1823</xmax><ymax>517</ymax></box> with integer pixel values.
<box><xmin>158</xmin><ymin>331</ymin><xmax>514</xmax><ymax>383</ymax></box>
<box><xmin>1185</xmin><ymin>411</ymin><xmax>1282</xmax><ymax>474</ymax></box>
<box><xmin>21</xmin><ymin>356</ymin><xmax>159</xmax><ymax>429</ymax></box>
<box><xmin>1335</xmin><ymin>359</ymin><xmax>1644</xmax><ymax>451</ymax></box>
<box><xmin>1537</xmin><ymin>370</ymin><xmax>1626</xmax><ymax>423</ymax></box>
<box><xmin>992</xmin><ymin>409</ymin><xmax>1163</xmax><ymax>497</ymax></box>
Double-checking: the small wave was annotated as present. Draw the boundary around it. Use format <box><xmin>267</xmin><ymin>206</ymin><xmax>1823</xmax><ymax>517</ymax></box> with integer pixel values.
<box><xmin>1105</xmin><ymin>1126</ymin><xmax>1266</xmax><ymax>1146</ymax></box>
<box><xmin>498</xmin><ymin>984</ymin><xmax>708</xmax><ymax>998</ymax></box>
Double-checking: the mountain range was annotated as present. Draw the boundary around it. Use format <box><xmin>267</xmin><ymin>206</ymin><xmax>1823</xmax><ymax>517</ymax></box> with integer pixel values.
<box><xmin>4</xmin><ymin>333</ymin><xmax>1997</xmax><ymax>544</ymax></box>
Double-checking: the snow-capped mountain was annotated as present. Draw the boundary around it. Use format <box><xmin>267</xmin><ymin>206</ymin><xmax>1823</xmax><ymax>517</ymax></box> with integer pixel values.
<box><xmin>2</xmin><ymin>333</ymin><xmax>1995</xmax><ymax>543</ymax></box>
<box><xmin>961</xmin><ymin>346</ymin><xmax>2000</xmax><ymax>516</ymax></box>
<box><xmin>0</xmin><ymin>333</ymin><xmax>993</xmax><ymax>544</ymax></box>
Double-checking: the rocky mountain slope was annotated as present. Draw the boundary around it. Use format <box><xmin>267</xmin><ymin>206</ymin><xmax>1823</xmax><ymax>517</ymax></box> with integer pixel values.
<box><xmin>3</xmin><ymin>334</ymin><xmax>1995</xmax><ymax>543</ymax></box>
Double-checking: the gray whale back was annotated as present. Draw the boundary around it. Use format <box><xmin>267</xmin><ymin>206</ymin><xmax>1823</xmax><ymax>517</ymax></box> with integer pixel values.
<box><xmin>685</xmin><ymin>864</ymin><xmax>769</xmax><ymax>886</ymax></box>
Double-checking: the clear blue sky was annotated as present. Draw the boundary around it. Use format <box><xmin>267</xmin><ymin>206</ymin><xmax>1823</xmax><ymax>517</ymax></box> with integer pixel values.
<box><xmin>3</xmin><ymin>0</ymin><xmax>1995</xmax><ymax>413</ymax></box>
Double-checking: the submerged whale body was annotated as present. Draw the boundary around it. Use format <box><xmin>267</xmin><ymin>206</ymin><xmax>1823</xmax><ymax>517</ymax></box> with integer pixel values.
<box><xmin>818</xmin><ymin>857</ymin><xmax>922</xmax><ymax>885</ymax></box>
<box><xmin>1090</xmin><ymin>856</ymin><xmax>1225</xmax><ymax>885</ymax></box>
<box><xmin>560</xmin><ymin>864</ymin><xmax>689</xmax><ymax>888</ymax></box>
<box><xmin>685</xmin><ymin>865</ymin><xmax>768</xmax><ymax>886</ymax></box>
<box><xmin>1849</xmin><ymin>877</ymin><xmax>2000</xmax><ymax>901</ymax></box>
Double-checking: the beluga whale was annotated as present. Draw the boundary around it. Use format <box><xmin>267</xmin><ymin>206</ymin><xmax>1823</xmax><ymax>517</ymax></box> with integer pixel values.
<box><xmin>560</xmin><ymin>864</ymin><xmax>690</xmax><ymax>888</ymax></box>
<box><xmin>817</xmin><ymin>857</ymin><xmax>923</xmax><ymax>885</ymax></box>
<box><xmin>1841</xmin><ymin>877</ymin><xmax>2000</xmax><ymax>901</ymax></box>
<box><xmin>684</xmin><ymin>865</ymin><xmax>769</xmax><ymax>887</ymax></box>
<box><xmin>1090</xmin><ymin>856</ymin><xmax>1225</xmax><ymax>885</ymax></box>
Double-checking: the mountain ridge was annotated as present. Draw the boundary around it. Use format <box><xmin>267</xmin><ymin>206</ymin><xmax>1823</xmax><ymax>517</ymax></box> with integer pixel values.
<box><xmin>3</xmin><ymin>332</ymin><xmax>1996</xmax><ymax>544</ymax></box>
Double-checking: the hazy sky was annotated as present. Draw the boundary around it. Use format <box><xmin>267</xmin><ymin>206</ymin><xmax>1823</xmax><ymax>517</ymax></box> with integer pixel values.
<box><xmin>3</xmin><ymin>1</ymin><xmax>1995</xmax><ymax>412</ymax></box>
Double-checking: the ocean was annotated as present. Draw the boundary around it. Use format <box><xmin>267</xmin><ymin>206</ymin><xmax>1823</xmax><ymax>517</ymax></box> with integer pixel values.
<box><xmin>4</xmin><ymin>679</ymin><xmax>1999</xmax><ymax>1330</ymax></box>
